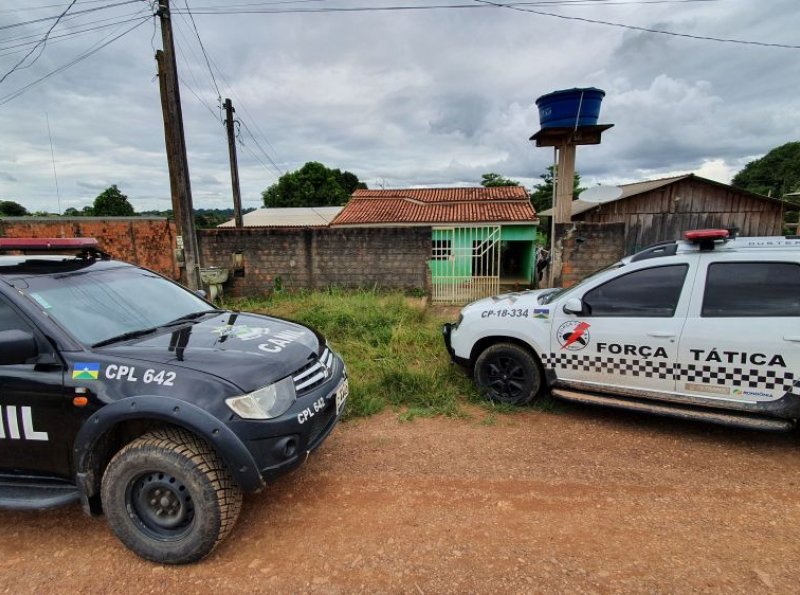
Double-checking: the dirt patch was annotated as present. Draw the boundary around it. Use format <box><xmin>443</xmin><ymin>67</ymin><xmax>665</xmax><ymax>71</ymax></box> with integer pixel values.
<box><xmin>2</xmin><ymin>404</ymin><xmax>800</xmax><ymax>593</ymax></box>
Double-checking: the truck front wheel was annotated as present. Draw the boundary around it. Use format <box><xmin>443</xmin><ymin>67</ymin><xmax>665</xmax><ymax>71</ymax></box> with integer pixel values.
<box><xmin>100</xmin><ymin>428</ymin><xmax>243</xmax><ymax>564</ymax></box>
<box><xmin>474</xmin><ymin>343</ymin><xmax>542</xmax><ymax>406</ymax></box>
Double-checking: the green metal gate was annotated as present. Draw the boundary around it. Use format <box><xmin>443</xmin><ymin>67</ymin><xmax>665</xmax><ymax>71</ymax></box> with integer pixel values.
<box><xmin>430</xmin><ymin>226</ymin><xmax>501</xmax><ymax>304</ymax></box>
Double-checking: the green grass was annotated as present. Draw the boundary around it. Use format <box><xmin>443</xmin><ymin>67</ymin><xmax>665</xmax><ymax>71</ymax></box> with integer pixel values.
<box><xmin>223</xmin><ymin>289</ymin><xmax>481</xmax><ymax>420</ymax></box>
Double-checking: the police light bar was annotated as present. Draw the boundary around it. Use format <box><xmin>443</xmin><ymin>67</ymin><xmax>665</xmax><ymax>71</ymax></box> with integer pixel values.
<box><xmin>683</xmin><ymin>229</ymin><xmax>729</xmax><ymax>242</ymax></box>
<box><xmin>0</xmin><ymin>238</ymin><xmax>99</xmax><ymax>251</ymax></box>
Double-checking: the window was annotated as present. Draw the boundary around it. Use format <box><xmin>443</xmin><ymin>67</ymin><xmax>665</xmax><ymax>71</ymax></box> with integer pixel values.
<box><xmin>0</xmin><ymin>298</ymin><xmax>31</xmax><ymax>333</ymax></box>
<box><xmin>702</xmin><ymin>262</ymin><xmax>800</xmax><ymax>317</ymax></box>
<box><xmin>431</xmin><ymin>239</ymin><xmax>451</xmax><ymax>261</ymax></box>
<box><xmin>582</xmin><ymin>264</ymin><xmax>688</xmax><ymax>318</ymax></box>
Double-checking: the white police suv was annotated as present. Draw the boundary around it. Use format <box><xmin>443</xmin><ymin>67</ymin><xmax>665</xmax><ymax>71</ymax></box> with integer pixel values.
<box><xmin>443</xmin><ymin>230</ymin><xmax>800</xmax><ymax>431</ymax></box>
<box><xmin>0</xmin><ymin>238</ymin><xmax>348</xmax><ymax>564</ymax></box>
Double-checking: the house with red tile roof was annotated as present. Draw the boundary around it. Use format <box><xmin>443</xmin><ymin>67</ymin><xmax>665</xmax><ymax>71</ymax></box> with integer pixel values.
<box><xmin>332</xmin><ymin>187</ymin><xmax>540</xmax><ymax>301</ymax></box>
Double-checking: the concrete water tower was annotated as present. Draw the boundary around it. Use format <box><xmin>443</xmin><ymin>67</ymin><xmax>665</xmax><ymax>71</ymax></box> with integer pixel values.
<box><xmin>530</xmin><ymin>87</ymin><xmax>613</xmax><ymax>223</ymax></box>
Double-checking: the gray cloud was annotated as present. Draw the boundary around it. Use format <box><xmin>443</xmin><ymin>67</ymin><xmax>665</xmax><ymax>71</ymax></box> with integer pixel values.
<box><xmin>0</xmin><ymin>0</ymin><xmax>798</xmax><ymax>212</ymax></box>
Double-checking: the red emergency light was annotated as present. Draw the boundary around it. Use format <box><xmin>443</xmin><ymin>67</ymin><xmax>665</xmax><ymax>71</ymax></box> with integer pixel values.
<box><xmin>683</xmin><ymin>229</ymin><xmax>730</xmax><ymax>251</ymax></box>
<box><xmin>683</xmin><ymin>229</ymin><xmax>729</xmax><ymax>242</ymax></box>
<box><xmin>0</xmin><ymin>238</ymin><xmax>99</xmax><ymax>251</ymax></box>
<box><xmin>0</xmin><ymin>237</ymin><xmax>109</xmax><ymax>259</ymax></box>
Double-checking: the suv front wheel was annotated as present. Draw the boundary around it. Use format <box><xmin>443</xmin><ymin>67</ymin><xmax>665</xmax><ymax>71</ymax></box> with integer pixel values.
<box><xmin>101</xmin><ymin>428</ymin><xmax>243</xmax><ymax>564</ymax></box>
<box><xmin>474</xmin><ymin>343</ymin><xmax>542</xmax><ymax>406</ymax></box>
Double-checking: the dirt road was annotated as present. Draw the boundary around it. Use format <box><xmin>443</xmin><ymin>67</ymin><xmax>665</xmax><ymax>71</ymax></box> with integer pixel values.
<box><xmin>2</xmin><ymin>403</ymin><xmax>800</xmax><ymax>593</ymax></box>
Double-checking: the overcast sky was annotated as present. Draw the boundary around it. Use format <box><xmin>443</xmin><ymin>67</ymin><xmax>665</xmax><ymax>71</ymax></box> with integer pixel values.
<box><xmin>0</xmin><ymin>0</ymin><xmax>798</xmax><ymax>213</ymax></box>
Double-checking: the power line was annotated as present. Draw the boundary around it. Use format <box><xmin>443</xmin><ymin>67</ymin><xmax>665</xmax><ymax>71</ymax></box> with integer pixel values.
<box><xmin>0</xmin><ymin>0</ymin><xmax>130</xmax><ymax>14</ymax></box>
<box><xmin>180</xmin><ymin>0</ymin><xmax>222</xmax><ymax>102</ymax></box>
<box><xmin>0</xmin><ymin>16</ymin><xmax>151</xmax><ymax>106</ymax></box>
<box><xmin>473</xmin><ymin>0</ymin><xmax>800</xmax><ymax>49</ymax></box>
<box><xmin>173</xmin><ymin>18</ymin><xmax>221</xmax><ymax>117</ymax></box>
<box><xmin>0</xmin><ymin>0</ymin><xmax>78</xmax><ymax>85</ymax></box>
<box><xmin>171</xmin><ymin>0</ymin><xmax>718</xmax><ymax>15</ymax></box>
<box><xmin>0</xmin><ymin>13</ymin><xmax>150</xmax><ymax>56</ymax></box>
<box><xmin>0</xmin><ymin>1</ymin><xmax>143</xmax><ymax>31</ymax></box>
<box><xmin>239</xmin><ymin>119</ymin><xmax>284</xmax><ymax>178</ymax></box>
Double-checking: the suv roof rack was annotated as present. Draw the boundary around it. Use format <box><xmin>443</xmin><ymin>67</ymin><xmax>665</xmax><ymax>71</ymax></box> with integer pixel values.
<box><xmin>0</xmin><ymin>238</ymin><xmax>110</xmax><ymax>260</ymax></box>
<box><xmin>630</xmin><ymin>240</ymin><xmax>679</xmax><ymax>262</ymax></box>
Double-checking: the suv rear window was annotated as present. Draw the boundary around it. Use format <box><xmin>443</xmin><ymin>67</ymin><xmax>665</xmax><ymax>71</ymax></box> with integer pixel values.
<box><xmin>702</xmin><ymin>261</ymin><xmax>800</xmax><ymax>317</ymax></box>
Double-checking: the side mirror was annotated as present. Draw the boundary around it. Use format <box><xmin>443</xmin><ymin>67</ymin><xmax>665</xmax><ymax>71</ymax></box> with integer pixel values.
<box><xmin>563</xmin><ymin>298</ymin><xmax>583</xmax><ymax>315</ymax></box>
<box><xmin>0</xmin><ymin>329</ymin><xmax>38</xmax><ymax>365</ymax></box>
<box><xmin>195</xmin><ymin>289</ymin><xmax>207</xmax><ymax>298</ymax></box>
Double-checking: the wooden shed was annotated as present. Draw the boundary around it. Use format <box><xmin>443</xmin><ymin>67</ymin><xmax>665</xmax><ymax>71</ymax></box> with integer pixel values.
<box><xmin>542</xmin><ymin>174</ymin><xmax>786</xmax><ymax>254</ymax></box>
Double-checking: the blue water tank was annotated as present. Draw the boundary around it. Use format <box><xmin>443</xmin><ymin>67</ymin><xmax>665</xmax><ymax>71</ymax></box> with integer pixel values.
<box><xmin>535</xmin><ymin>87</ymin><xmax>605</xmax><ymax>129</ymax></box>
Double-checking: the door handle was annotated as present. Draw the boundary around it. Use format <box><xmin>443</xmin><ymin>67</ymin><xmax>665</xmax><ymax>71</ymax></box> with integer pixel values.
<box><xmin>647</xmin><ymin>332</ymin><xmax>676</xmax><ymax>338</ymax></box>
<box><xmin>784</xmin><ymin>336</ymin><xmax>800</xmax><ymax>343</ymax></box>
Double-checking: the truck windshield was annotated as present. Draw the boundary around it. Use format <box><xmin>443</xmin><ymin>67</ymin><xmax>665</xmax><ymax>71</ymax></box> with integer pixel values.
<box><xmin>19</xmin><ymin>266</ymin><xmax>214</xmax><ymax>346</ymax></box>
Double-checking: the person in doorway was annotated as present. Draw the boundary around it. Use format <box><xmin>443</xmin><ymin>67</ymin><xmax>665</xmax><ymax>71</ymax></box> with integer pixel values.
<box><xmin>536</xmin><ymin>245</ymin><xmax>550</xmax><ymax>284</ymax></box>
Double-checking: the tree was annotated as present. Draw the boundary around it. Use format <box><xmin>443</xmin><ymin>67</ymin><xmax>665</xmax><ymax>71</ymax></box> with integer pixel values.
<box><xmin>261</xmin><ymin>162</ymin><xmax>366</xmax><ymax>208</ymax></box>
<box><xmin>732</xmin><ymin>142</ymin><xmax>800</xmax><ymax>199</ymax></box>
<box><xmin>92</xmin><ymin>185</ymin><xmax>134</xmax><ymax>216</ymax></box>
<box><xmin>480</xmin><ymin>173</ymin><xmax>520</xmax><ymax>187</ymax></box>
<box><xmin>0</xmin><ymin>200</ymin><xmax>28</xmax><ymax>216</ymax></box>
<box><xmin>529</xmin><ymin>166</ymin><xmax>584</xmax><ymax>214</ymax></box>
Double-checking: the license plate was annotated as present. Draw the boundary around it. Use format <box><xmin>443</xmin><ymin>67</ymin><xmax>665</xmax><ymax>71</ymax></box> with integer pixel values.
<box><xmin>335</xmin><ymin>378</ymin><xmax>349</xmax><ymax>416</ymax></box>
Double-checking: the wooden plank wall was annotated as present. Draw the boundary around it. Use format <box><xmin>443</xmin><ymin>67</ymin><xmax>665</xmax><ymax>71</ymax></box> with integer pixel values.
<box><xmin>576</xmin><ymin>178</ymin><xmax>784</xmax><ymax>254</ymax></box>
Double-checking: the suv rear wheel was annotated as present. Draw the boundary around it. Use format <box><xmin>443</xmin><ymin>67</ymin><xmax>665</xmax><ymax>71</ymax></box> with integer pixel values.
<box><xmin>101</xmin><ymin>428</ymin><xmax>242</xmax><ymax>564</ymax></box>
<box><xmin>474</xmin><ymin>343</ymin><xmax>542</xmax><ymax>406</ymax></box>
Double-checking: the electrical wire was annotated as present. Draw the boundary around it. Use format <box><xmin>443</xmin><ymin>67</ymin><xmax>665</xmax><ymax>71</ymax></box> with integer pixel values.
<box><xmin>0</xmin><ymin>16</ymin><xmax>151</xmax><ymax>106</ymax></box>
<box><xmin>0</xmin><ymin>0</ymin><xmax>78</xmax><ymax>85</ymax></box>
<box><xmin>472</xmin><ymin>0</ymin><xmax>800</xmax><ymax>49</ymax></box>
<box><xmin>180</xmin><ymin>0</ymin><xmax>222</xmax><ymax>103</ymax></box>
<box><xmin>0</xmin><ymin>0</ymin><xmax>143</xmax><ymax>31</ymax></box>
<box><xmin>0</xmin><ymin>12</ymin><xmax>150</xmax><ymax>56</ymax></box>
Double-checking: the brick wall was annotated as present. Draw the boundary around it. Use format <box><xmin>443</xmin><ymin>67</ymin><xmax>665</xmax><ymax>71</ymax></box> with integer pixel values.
<box><xmin>552</xmin><ymin>222</ymin><xmax>625</xmax><ymax>288</ymax></box>
<box><xmin>198</xmin><ymin>227</ymin><xmax>432</xmax><ymax>296</ymax></box>
<box><xmin>0</xmin><ymin>217</ymin><xmax>178</xmax><ymax>278</ymax></box>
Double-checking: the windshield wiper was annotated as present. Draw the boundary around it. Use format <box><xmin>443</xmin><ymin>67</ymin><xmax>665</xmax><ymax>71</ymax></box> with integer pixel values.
<box><xmin>92</xmin><ymin>327</ymin><xmax>159</xmax><ymax>348</ymax></box>
<box><xmin>162</xmin><ymin>309</ymin><xmax>224</xmax><ymax>327</ymax></box>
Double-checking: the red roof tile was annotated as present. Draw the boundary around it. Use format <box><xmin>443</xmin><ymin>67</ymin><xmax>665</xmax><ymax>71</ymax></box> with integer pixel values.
<box><xmin>333</xmin><ymin>187</ymin><xmax>537</xmax><ymax>226</ymax></box>
<box><xmin>351</xmin><ymin>186</ymin><xmax>529</xmax><ymax>202</ymax></box>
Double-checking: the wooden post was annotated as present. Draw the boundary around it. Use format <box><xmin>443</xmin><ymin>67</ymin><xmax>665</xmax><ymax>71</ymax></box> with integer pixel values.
<box><xmin>554</xmin><ymin>142</ymin><xmax>576</xmax><ymax>224</ymax></box>
<box><xmin>156</xmin><ymin>0</ymin><xmax>201</xmax><ymax>290</ymax></box>
<box><xmin>224</xmin><ymin>98</ymin><xmax>244</xmax><ymax>228</ymax></box>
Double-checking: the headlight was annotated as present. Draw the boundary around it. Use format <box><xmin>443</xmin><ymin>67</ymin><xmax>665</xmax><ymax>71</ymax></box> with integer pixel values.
<box><xmin>225</xmin><ymin>376</ymin><xmax>296</xmax><ymax>420</ymax></box>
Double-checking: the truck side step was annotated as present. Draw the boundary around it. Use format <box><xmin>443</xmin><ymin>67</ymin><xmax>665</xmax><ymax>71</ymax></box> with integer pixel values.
<box><xmin>551</xmin><ymin>388</ymin><xmax>795</xmax><ymax>432</ymax></box>
<box><xmin>0</xmin><ymin>475</ymin><xmax>80</xmax><ymax>510</ymax></box>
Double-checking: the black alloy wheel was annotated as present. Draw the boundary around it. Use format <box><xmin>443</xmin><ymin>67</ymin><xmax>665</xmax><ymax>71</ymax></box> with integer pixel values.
<box><xmin>474</xmin><ymin>343</ymin><xmax>541</xmax><ymax>406</ymax></box>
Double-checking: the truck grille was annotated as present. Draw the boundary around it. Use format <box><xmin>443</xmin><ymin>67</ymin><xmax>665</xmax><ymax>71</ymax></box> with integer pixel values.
<box><xmin>293</xmin><ymin>347</ymin><xmax>334</xmax><ymax>395</ymax></box>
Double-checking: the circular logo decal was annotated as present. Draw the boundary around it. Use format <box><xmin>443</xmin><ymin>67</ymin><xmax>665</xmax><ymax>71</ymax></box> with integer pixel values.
<box><xmin>557</xmin><ymin>321</ymin><xmax>591</xmax><ymax>351</ymax></box>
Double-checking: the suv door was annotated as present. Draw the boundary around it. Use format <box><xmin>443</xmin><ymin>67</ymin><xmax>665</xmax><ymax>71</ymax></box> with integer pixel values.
<box><xmin>676</xmin><ymin>256</ymin><xmax>800</xmax><ymax>405</ymax></box>
<box><xmin>0</xmin><ymin>295</ymin><xmax>70</xmax><ymax>478</ymax></box>
<box><xmin>550</xmin><ymin>262</ymin><xmax>694</xmax><ymax>396</ymax></box>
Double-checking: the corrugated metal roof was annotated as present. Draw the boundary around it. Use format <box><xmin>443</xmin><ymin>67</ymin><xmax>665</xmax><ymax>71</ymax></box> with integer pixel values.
<box><xmin>539</xmin><ymin>174</ymin><xmax>692</xmax><ymax>217</ymax></box>
<box><xmin>333</xmin><ymin>186</ymin><xmax>537</xmax><ymax>226</ymax></box>
<box><xmin>218</xmin><ymin>206</ymin><xmax>343</xmax><ymax>228</ymax></box>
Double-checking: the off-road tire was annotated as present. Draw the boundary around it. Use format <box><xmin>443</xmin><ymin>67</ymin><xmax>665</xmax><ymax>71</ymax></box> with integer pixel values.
<box><xmin>474</xmin><ymin>342</ymin><xmax>542</xmax><ymax>406</ymax></box>
<box><xmin>101</xmin><ymin>428</ymin><xmax>243</xmax><ymax>564</ymax></box>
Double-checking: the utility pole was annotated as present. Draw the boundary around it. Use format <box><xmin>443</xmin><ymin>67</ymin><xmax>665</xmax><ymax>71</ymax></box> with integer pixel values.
<box><xmin>156</xmin><ymin>0</ymin><xmax>201</xmax><ymax>290</ymax></box>
<box><xmin>224</xmin><ymin>98</ymin><xmax>244</xmax><ymax>228</ymax></box>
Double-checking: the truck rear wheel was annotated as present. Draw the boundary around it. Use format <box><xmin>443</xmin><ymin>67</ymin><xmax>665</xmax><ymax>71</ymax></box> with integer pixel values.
<box><xmin>474</xmin><ymin>342</ymin><xmax>542</xmax><ymax>406</ymax></box>
<box><xmin>101</xmin><ymin>428</ymin><xmax>242</xmax><ymax>564</ymax></box>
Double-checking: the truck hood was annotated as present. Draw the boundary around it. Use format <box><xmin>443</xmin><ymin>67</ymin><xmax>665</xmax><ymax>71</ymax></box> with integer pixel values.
<box><xmin>463</xmin><ymin>289</ymin><xmax>560</xmax><ymax>314</ymax></box>
<box><xmin>95</xmin><ymin>312</ymin><xmax>322</xmax><ymax>392</ymax></box>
